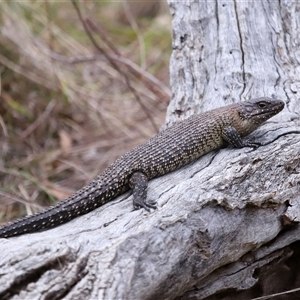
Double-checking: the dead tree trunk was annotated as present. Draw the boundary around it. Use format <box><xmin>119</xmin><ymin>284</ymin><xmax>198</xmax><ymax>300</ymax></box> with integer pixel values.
<box><xmin>1</xmin><ymin>1</ymin><xmax>300</xmax><ymax>299</ymax></box>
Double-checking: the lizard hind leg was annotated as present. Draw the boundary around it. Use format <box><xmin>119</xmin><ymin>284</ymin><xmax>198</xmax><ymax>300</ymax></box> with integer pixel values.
<box><xmin>129</xmin><ymin>171</ymin><xmax>157</xmax><ymax>211</ymax></box>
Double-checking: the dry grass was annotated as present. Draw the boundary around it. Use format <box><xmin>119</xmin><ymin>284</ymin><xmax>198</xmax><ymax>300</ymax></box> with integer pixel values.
<box><xmin>0</xmin><ymin>1</ymin><xmax>172</xmax><ymax>224</ymax></box>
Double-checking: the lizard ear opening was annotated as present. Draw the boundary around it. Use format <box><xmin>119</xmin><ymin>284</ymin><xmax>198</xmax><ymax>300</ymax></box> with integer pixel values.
<box><xmin>238</xmin><ymin>111</ymin><xmax>247</xmax><ymax>121</ymax></box>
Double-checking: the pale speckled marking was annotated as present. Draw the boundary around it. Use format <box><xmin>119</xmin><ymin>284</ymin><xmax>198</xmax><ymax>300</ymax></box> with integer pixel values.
<box><xmin>0</xmin><ymin>97</ymin><xmax>284</xmax><ymax>238</ymax></box>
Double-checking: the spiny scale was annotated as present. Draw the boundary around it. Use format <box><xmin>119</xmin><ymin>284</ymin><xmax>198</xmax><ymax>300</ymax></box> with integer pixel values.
<box><xmin>0</xmin><ymin>97</ymin><xmax>284</xmax><ymax>238</ymax></box>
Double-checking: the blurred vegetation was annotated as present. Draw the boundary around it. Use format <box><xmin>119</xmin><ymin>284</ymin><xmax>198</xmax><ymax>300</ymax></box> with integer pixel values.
<box><xmin>0</xmin><ymin>1</ymin><xmax>172</xmax><ymax>224</ymax></box>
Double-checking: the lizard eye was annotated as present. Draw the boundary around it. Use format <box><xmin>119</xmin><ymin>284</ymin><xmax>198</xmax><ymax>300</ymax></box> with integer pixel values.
<box><xmin>257</xmin><ymin>102</ymin><xmax>267</xmax><ymax>108</ymax></box>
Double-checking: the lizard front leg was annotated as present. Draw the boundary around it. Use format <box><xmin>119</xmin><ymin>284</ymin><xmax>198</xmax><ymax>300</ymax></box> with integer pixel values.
<box><xmin>222</xmin><ymin>126</ymin><xmax>261</xmax><ymax>149</ymax></box>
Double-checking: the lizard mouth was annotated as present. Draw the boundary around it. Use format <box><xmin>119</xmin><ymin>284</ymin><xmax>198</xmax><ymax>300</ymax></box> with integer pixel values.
<box><xmin>252</xmin><ymin>101</ymin><xmax>284</xmax><ymax>117</ymax></box>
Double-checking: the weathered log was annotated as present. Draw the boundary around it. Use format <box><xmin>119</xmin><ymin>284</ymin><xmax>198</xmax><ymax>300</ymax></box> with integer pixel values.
<box><xmin>1</xmin><ymin>1</ymin><xmax>300</xmax><ymax>299</ymax></box>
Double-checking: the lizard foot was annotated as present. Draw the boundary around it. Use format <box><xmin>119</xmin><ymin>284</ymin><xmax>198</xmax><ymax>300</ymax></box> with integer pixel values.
<box><xmin>133</xmin><ymin>198</ymin><xmax>157</xmax><ymax>211</ymax></box>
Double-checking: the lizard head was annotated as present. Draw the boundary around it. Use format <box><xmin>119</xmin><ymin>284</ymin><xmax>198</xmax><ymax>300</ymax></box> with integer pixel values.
<box><xmin>239</xmin><ymin>97</ymin><xmax>284</xmax><ymax>123</ymax></box>
<box><xmin>235</xmin><ymin>97</ymin><xmax>284</xmax><ymax>136</ymax></box>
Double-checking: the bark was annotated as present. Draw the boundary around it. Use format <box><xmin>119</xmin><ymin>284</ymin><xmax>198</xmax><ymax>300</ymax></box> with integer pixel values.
<box><xmin>1</xmin><ymin>1</ymin><xmax>300</xmax><ymax>300</ymax></box>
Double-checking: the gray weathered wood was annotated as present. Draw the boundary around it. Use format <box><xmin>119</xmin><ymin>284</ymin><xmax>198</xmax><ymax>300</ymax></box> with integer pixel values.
<box><xmin>1</xmin><ymin>1</ymin><xmax>300</xmax><ymax>299</ymax></box>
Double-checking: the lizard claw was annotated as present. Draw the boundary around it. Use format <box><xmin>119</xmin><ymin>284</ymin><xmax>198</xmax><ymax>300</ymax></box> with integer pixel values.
<box><xmin>133</xmin><ymin>199</ymin><xmax>157</xmax><ymax>211</ymax></box>
<box><xmin>244</xmin><ymin>140</ymin><xmax>261</xmax><ymax>150</ymax></box>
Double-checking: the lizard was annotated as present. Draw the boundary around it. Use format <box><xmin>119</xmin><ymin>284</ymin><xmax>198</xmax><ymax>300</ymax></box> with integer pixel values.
<box><xmin>0</xmin><ymin>97</ymin><xmax>284</xmax><ymax>238</ymax></box>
